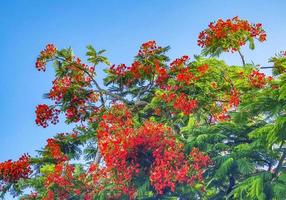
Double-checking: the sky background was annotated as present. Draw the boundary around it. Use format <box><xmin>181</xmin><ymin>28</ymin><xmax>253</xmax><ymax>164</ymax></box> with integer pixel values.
<box><xmin>1</xmin><ymin>0</ymin><xmax>286</xmax><ymax>199</ymax></box>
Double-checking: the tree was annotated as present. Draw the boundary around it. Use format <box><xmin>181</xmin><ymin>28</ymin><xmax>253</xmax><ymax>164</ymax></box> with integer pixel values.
<box><xmin>0</xmin><ymin>17</ymin><xmax>285</xmax><ymax>200</ymax></box>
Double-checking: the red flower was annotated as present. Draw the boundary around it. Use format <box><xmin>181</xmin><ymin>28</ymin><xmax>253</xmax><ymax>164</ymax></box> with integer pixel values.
<box><xmin>95</xmin><ymin>105</ymin><xmax>210</xmax><ymax>197</ymax></box>
<box><xmin>35</xmin><ymin>104</ymin><xmax>60</xmax><ymax>128</ymax></box>
<box><xmin>170</xmin><ymin>55</ymin><xmax>189</xmax><ymax>69</ymax></box>
<box><xmin>49</xmin><ymin>76</ymin><xmax>71</xmax><ymax>102</ymax></box>
<box><xmin>46</xmin><ymin>138</ymin><xmax>67</xmax><ymax>162</ymax></box>
<box><xmin>0</xmin><ymin>154</ymin><xmax>31</xmax><ymax>183</ymax></box>
<box><xmin>197</xmin><ymin>64</ymin><xmax>209</xmax><ymax>75</ymax></box>
<box><xmin>176</xmin><ymin>68</ymin><xmax>195</xmax><ymax>85</ymax></box>
<box><xmin>198</xmin><ymin>17</ymin><xmax>266</xmax><ymax>53</ymax></box>
<box><xmin>35</xmin><ymin>44</ymin><xmax>57</xmax><ymax>71</ymax></box>
<box><xmin>229</xmin><ymin>88</ymin><xmax>240</xmax><ymax>107</ymax></box>
<box><xmin>138</xmin><ymin>40</ymin><xmax>160</xmax><ymax>56</ymax></box>
<box><xmin>249</xmin><ymin>70</ymin><xmax>266</xmax><ymax>88</ymax></box>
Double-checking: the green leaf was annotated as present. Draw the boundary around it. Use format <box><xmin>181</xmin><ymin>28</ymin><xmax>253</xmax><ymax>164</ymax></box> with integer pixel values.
<box><xmin>236</xmin><ymin>158</ymin><xmax>255</xmax><ymax>175</ymax></box>
<box><xmin>215</xmin><ymin>157</ymin><xmax>234</xmax><ymax>178</ymax></box>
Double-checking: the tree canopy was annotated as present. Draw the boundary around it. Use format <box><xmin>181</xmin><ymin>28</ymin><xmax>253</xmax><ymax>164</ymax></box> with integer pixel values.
<box><xmin>0</xmin><ymin>17</ymin><xmax>285</xmax><ymax>200</ymax></box>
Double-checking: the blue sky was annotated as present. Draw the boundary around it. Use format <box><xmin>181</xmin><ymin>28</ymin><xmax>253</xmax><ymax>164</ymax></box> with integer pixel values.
<box><xmin>0</xmin><ymin>0</ymin><xmax>286</xmax><ymax>198</ymax></box>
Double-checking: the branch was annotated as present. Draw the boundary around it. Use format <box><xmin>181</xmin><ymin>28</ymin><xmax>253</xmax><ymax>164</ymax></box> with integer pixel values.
<box><xmin>273</xmin><ymin>141</ymin><xmax>286</xmax><ymax>177</ymax></box>
<box><xmin>260</xmin><ymin>66</ymin><xmax>274</xmax><ymax>69</ymax></box>
<box><xmin>238</xmin><ymin>50</ymin><xmax>246</xmax><ymax>66</ymax></box>
<box><xmin>94</xmin><ymin>148</ymin><xmax>102</xmax><ymax>165</ymax></box>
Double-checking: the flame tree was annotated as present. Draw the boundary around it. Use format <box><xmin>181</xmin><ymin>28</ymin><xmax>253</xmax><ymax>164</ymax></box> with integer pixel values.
<box><xmin>1</xmin><ymin>17</ymin><xmax>286</xmax><ymax>200</ymax></box>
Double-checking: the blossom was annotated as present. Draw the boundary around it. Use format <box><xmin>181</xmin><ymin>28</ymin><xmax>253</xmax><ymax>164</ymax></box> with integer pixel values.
<box><xmin>138</xmin><ymin>40</ymin><xmax>160</xmax><ymax>56</ymax></box>
<box><xmin>49</xmin><ymin>76</ymin><xmax>71</xmax><ymax>102</ymax></box>
<box><xmin>161</xmin><ymin>92</ymin><xmax>198</xmax><ymax>115</ymax></box>
<box><xmin>35</xmin><ymin>44</ymin><xmax>57</xmax><ymax>71</ymax></box>
<box><xmin>46</xmin><ymin>138</ymin><xmax>67</xmax><ymax>162</ymax></box>
<box><xmin>35</xmin><ymin>104</ymin><xmax>60</xmax><ymax>128</ymax></box>
<box><xmin>0</xmin><ymin>154</ymin><xmax>31</xmax><ymax>183</ymax></box>
<box><xmin>198</xmin><ymin>17</ymin><xmax>266</xmax><ymax>53</ymax></box>
<box><xmin>197</xmin><ymin>64</ymin><xmax>209</xmax><ymax>75</ymax></box>
<box><xmin>249</xmin><ymin>70</ymin><xmax>266</xmax><ymax>88</ymax></box>
<box><xmin>95</xmin><ymin>105</ymin><xmax>210</xmax><ymax>197</ymax></box>
<box><xmin>229</xmin><ymin>88</ymin><xmax>240</xmax><ymax>107</ymax></box>
<box><xmin>176</xmin><ymin>67</ymin><xmax>195</xmax><ymax>85</ymax></box>
<box><xmin>170</xmin><ymin>55</ymin><xmax>189</xmax><ymax>69</ymax></box>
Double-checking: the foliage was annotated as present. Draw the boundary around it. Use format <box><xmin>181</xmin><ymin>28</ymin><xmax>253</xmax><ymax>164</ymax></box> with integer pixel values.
<box><xmin>0</xmin><ymin>17</ymin><xmax>286</xmax><ymax>200</ymax></box>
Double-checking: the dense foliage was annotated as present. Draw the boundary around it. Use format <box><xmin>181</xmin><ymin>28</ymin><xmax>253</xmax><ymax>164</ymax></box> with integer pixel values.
<box><xmin>0</xmin><ymin>17</ymin><xmax>285</xmax><ymax>200</ymax></box>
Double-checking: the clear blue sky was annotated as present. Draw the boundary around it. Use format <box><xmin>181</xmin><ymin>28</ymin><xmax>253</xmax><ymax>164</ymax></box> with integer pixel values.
<box><xmin>0</xmin><ymin>1</ymin><xmax>286</xmax><ymax>198</ymax></box>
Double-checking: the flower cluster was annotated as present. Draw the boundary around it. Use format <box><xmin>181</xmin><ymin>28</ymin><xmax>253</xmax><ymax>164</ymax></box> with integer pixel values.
<box><xmin>176</xmin><ymin>67</ymin><xmax>195</xmax><ymax>85</ymax></box>
<box><xmin>47</xmin><ymin>59</ymin><xmax>98</xmax><ymax>123</ymax></box>
<box><xmin>46</xmin><ymin>138</ymin><xmax>68</xmax><ymax>162</ymax></box>
<box><xmin>43</xmin><ymin>163</ymin><xmax>75</xmax><ymax>200</ymax></box>
<box><xmin>197</xmin><ymin>64</ymin><xmax>209</xmax><ymax>75</ymax></box>
<box><xmin>189</xmin><ymin>148</ymin><xmax>212</xmax><ymax>183</ymax></box>
<box><xmin>209</xmin><ymin>103</ymin><xmax>230</xmax><ymax>122</ymax></box>
<box><xmin>109</xmin><ymin>63</ymin><xmax>128</xmax><ymax>76</ymax></box>
<box><xmin>173</xmin><ymin>93</ymin><xmax>198</xmax><ymax>115</ymax></box>
<box><xmin>137</xmin><ymin>40</ymin><xmax>161</xmax><ymax>56</ymax></box>
<box><xmin>35</xmin><ymin>44</ymin><xmax>98</xmax><ymax>124</ymax></box>
<box><xmin>49</xmin><ymin>76</ymin><xmax>72</xmax><ymax>103</ymax></box>
<box><xmin>170</xmin><ymin>55</ymin><xmax>189</xmax><ymax>69</ymax></box>
<box><xmin>155</xmin><ymin>60</ymin><xmax>169</xmax><ymax>84</ymax></box>
<box><xmin>249</xmin><ymin>70</ymin><xmax>267</xmax><ymax>88</ymax></box>
<box><xmin>198</xmin><ymin>16</ymin><xmax>266</xmax><ymax>53</ymax></box>
<box><xmin>170</xmin><ymin>59</ymin><xmax>209</xmax><ymax>85</ymax></box>
<box><xmin>95</xmin><ymin>105</ymin><xmax>210</xmax><ymax>197</ymax></box>
<box><xmin>109</xmin><ymin>60</ymin><xmax>164</xmax><ymax>86</ymax></box>
<box><xmin>108</xmin><ymin>41</ymin><xmax>170</xmax><ymax>87</ymax></box>
<box><xmin>161</xmin><ymin>92</ymin><xmax>198</xmax><ymax>115</ymax></box>
<box><xmin>35</xmin><ymin>104</ymin><xmax>60</xmax><ymax>128</ymax></box>
<box><xmin>35</xmin><ymin>44</ymin><xmax>57</xmax><ymax>71</ymax></box>
<box><xmin>0</xmin><ymin>154</ymin><xmax>31</xmax><ymax>184</ymax></box>
<box><xmin>229</xmin><ymin>88</ymin><xmax>240</xmax><ymax>107</ymax></box>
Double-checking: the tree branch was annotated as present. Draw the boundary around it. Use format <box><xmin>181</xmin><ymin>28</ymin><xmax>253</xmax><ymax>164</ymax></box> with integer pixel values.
<box><xmin>273</xmin><ymin>141</ymin><xmax>286</xmax><ymax>177</ymax></box>
<box><xmin>238</xmin><ymin>50</ymin><xmax>246</xmax><ymax>66</ymax></box>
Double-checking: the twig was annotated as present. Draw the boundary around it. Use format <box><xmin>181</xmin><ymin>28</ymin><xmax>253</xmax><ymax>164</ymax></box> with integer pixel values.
<box><xmin>238</xmin><ymin>50</ymin><xmax>246</xmax><ymax>66</ymax></box>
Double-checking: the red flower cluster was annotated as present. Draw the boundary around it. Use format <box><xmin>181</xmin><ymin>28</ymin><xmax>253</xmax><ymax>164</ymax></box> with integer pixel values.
<box><xmin>35</xmin><ymin>44</ymin><xmax>57</xmax><ymax>71</ymax></box>
<box><xmin>210</xmin><ymin>104</ymin><xmax>231</xmax><ymax>122</ymax></box>
<box><xmin>138</xmin><ymin>40</ymin><xmax>161</xmax><ymax>56</ymax></box>
<box><xmin>35</xmin><ymin>104</ymin><xmax>60</xmax><ymax>128</ymax></box>
<box><xmin>189</xmin><ymin>148</ymin><xmax>212</xmax><ymax>183</ymax></box>
<box><xmin>249</xmin><ymin>70</ymin><xmax>267</xmax><ymax>88</ymax></box>
<box><xmin>170</xmin><ymin>55</ymin><xmax>189</xmax><ymax>69</ymax></box>
<box><xmin>95</xmin><ymin>105</ymin><xmax>210</xmax><ymax>197</ymax></box>
<box><xmin>41</xmin><ymin>137</ymin><xmax>94</xmax><ymax>199</ymax></box>
<box><xmin>161</xmin><ymin>92</ymin><xmax>198</xmax><ymax>115</ymax></box>
<box><xmin>43</xmin><ymin>163</ymin><xmax>80</xmax><ymax>200</ymax></box>
<box><xmin>46</xmin><ymin>138</ymin><xmax>67</xmax><ymax>162</ymax></box>
<box><xmin>176</xmin><ymin>67</ymin><xmax>195</xmax><ymax>85</ymax></box>
<box><xmin>47</xmin><ymin>58</ymin><xmax>98</xmax><ymax>123</ymax></box>
<box><xmin>170</xmin><ymin>58</ymin><xmax>209</xmax><ymax>85</ymax></box>
<box><xmin>108</xmin><ymin>41</ymin><xmax>171</xmax><ymax>87</ymax></box>
<box><xmin>110</xmin><ymin>63</ymin><xmax>128</xmax><ymax>76</ymax></box>
<box><xmin>109</xmin><ymin>59</ymin><xmax>169</xmax><ymax>87</ymax></box>
<box><xmin>197</xmin><ymin>64</ymin><xmax>209</xmax><ymax>75</ymax></box>
<box><xmin>155</xmin><ymin>60</ymin><xmax>169</xmax><ymax>84</ymax></box>
<box><xmin>0</xmin><ymin>154</ymin><xmax>31</xmax><ymax>184</ymax></box>
<box><xmin>173</xmin><ymin>93</ymin><xmax>198</xmax><ymax>115</ymax></box>
<box><xmin>41</xmin><ymin>134</ymin><xmax>93</xmax><ymax>199</ymax></box>
<box><xmin>198</xmin><ymin>16</ymin><xmax>266</xmax><ymax>52</ymax></box>
<box><xmin>49</xmin><ymin>76</ymin><xmax>72</xmax><ymax>103</ymax></box>
<box><xmin>229</xmin><ymin>88</ymin><xmax>240</xmax><ymax>107</ymax></box>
